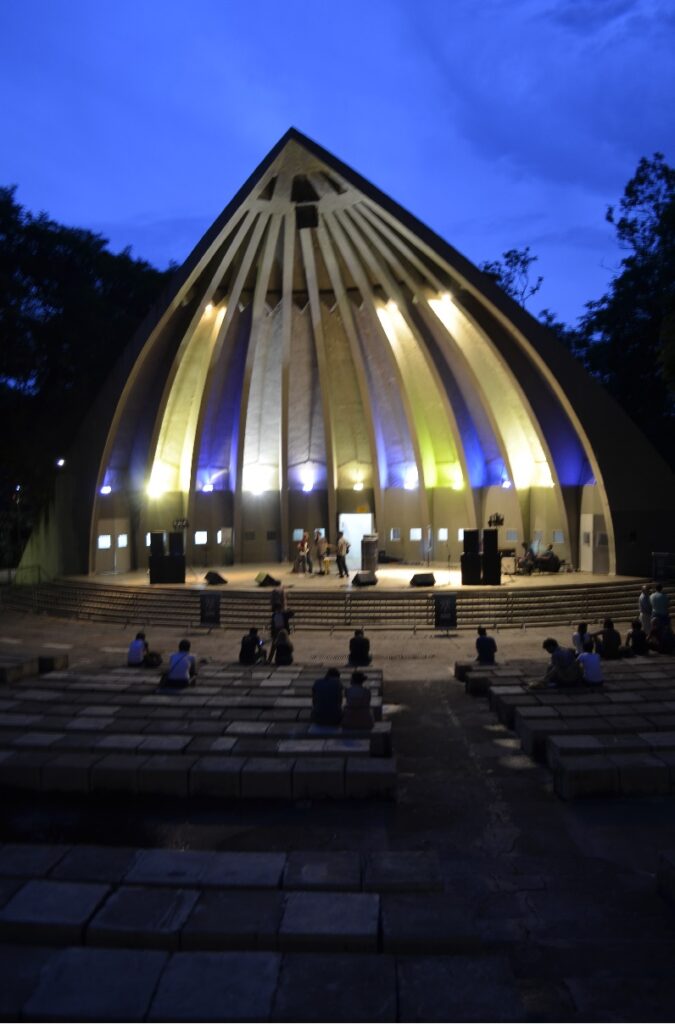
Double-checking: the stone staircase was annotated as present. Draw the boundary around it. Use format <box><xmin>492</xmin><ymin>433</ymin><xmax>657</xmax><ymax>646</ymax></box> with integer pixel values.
<box><xmin>2</xmin><ymin>575</ymin><xmax>649</xmax><ymax>630</ymax></box>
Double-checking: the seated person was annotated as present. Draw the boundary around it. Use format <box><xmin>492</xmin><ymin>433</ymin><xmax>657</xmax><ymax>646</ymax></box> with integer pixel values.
<box><xmin>572</xmin><ymin>623</ymin><xmax>590</xmax><ymax>655</ymax></box>
<box><xmin>530</xmin><ymin>638</ymin><xmax>581</xmax><ymax>688</ymax></box>
<box><xmin>341</xmin><ymin>671</ymin><xmax>374</xmax><ymax>730</ymax></box>
<box><xmin>593</xmin><ymin>618</ymin><xmax>622</xmax><ymax>659</ymax></box>
<box><xmin>648</xmin><ymin>621</ymin><xmax>675</xmax><ymax>655</ymax></box>
<box><xmin>239</xmin><ymin>627</ymin><xmax>266</xmax><ymax>665</ymax></box>
<box><xmin>625</xmin><ymin>619</ymin><xmax>649</xmax><ymax>657</ymax></box>
<box><xmin>128</xmin><ymin>631</ymin><xmax>149</xmax><ymax>667</ymax></box>
<box><xmin>311</xmin><ymin>668</ymin><xmax>343</xmax><ymax>725</ymax></box>
<box><xmin>577</xmin><ymin>639</ymin><xmax>604</xmax><ymax>684</ymax></box>
<box><xmin>517</xmin><ymin>543</ymin><xmax>536</xmax><ymax>575</ymax></box>
<box><xmin>348</xmin><ymin>628</ymin><xmax>372</xmax><ymax>666</ymax></box>
<box><xmin>164</xmin><ymin>638</ymin><xmax>196</xmax><ymax>687</ymax></box>
<box><xmin>271</xmin><ymin>628</ymin><xmax>294</xmax><ymax>666</ymax></box>
<box><xmin>475</xmin><ymin>625</ymin><xmax>497</xmax><ymax>664</ymax></box>
<box><xmin>536</xmin><ymin>544</ymin><xmax>561</xmax><ymax>573</ymax></box>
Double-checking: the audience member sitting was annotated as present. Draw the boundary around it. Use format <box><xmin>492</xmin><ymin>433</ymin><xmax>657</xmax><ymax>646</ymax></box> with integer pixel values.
<box><xmin>572</xmin><ymin>622</ymin><xmax>590</xmax><ymax>655</ymax></box>
<box><xmin>270</xmin><ymin>628</ymin><xmax>294</xmax><ymax>666</ymax></box>
<box><xmin>530</xmin><ymin>638</ymin><xmax>581</xmax><ymax>688</ymax></box>
<box><xmin>239</xmin><ymin>627</ymin><xmax>266</xmax><ymax>666</ymax></box>
<box><xmin>341</xmin><ymin>671</ymin><xmax>374</xmax><ymax>730</ymax></box>
<box><xmin>577</xmin><ymin>639</ymin><xmax>604</xmax><ymax>684</ymax></box>
<box><xmin>593</xmin><ymin>618</ymin><xmax>622</xmax><ymax>659</ymax></box>
<box><xmin>128</xmin><ymin>631</ymin><xmax>161</xmax><ymax>668</ymax></box>
<box><xmin>648</xmin><ymin>620</ymin><xmax>675</xmax><ymax>655</ymax></box>
<box><xmin>625</xmin><ymin>619</ymin><xmax>650</xmax><ymax>657</ymax></box>
<box><xmin>535</xmin><ymin>544</ymin><xmax>561</xmax><ymax>573</ymax></box>
<box><xmin>163</xmin><ymin>638</ymin><xmax>196</xmax><ymax>687</ymax></box>
<box><xmin>348</xmin><ymin>628</ymin><xmax>372</xmax><ymax>666</ymax></box>
<box><xmin>475</xmin><ymin>625</ymin><xmax>497</xmax><ymax>664</ymax></box>
<box><xmin>311</xmin><ymin>668</ymin><xmax>343</xmax><ymax>725</ymax></box>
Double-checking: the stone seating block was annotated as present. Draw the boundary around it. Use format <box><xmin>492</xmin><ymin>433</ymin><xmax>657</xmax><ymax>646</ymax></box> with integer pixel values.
<box><xmin>0</xmin><ymin>750</ymin><xmax>52</xmax><ymax>790</ymax></box>
<box><xmin>277</xmin><ymin>739</ymin><xmax>326</xmax><ymax>756</ymax></box>
<box><xmin>138</xmin><ymin>755</ymin><xmax>198</xmax><ymax>797</ymax></box>
<box><xmin>147</xmin><ymin>950</ymin><xmax>280</xmax><ymax>1022</ymax></box>
<box><xmin>180</xmin><ymin>889</ymin><xmax>284</xmax><ymax>949</ymax></box>
<box><xmin>554</xmin><ymin>756</ymin><xmax>619</xmax><ymax>799</ymax></box>
<box><xmin>95</xmin><ymin>733</ymin><xmax>147</xmax><ymax>752</ymax></box>
<box><xmin>279</xmin><ymin>891</ymin><xmax>379</xmax><ymax>951</ymax></box>
<box><xmin>0</xmin><ymin>878</ymin><xmax>109</xmax><ymax>944</ymax></box>
<box><xmin>65</xmin><ymin>716</ymin><xmax>116</xmax><ymax>732</ymax></box>
<box><xmin>189</xmin><ymin>756</ymin><xmax>244</xmax><ymax>799</ymax></box>
<box><xmin>138</xmin><ymin>735</ymin><xmax>191</xmax><ymax>754</ymax></box>
<box><xmin>200</xmin><ymin>851</ymin><xmax>286</xmax><ymax>889</ymax></box>
<box><xmin>241</xmin><ymin>757</ymin><xmax>294</xmax><ymax>799</ymax></box>
<box><xmin>466</xmin><ymin>674</ymin><xmax>492</xmax><ymax>696</ymax></box>
<box><xmin>292</xmin><ymin>757</ymin><xmax>345</xmax><ymax>799</ymax></box>
<box><xmin>24</xmin><ymin>947</ymin><xmax>168</xmax><ymax>1022</ymax></box>
<box><xmin>363</xmin><ymin>851</ymin><xmax>442</xmax><ymax>892</ymax></box>
<box><xmin>345</xmin><ymin>758</ymin><xmax>397</xmax><ymax>799</ymax></box>
<box><xmin>283</xmin><ymin>851</ymin><xmax>361</xmax><ymax>891</ymax></box>
<box><xmin>454</xmin><ymin>661</ymin><xmax>474</xmax><ymax>682</ymax></box>
<box><xmin>12</xmin><ymin>730</ymin><xmax>64</xmax><ymax>749</ymax></box>
<box><xmin>225</xmin><ymin>721</ymin><xmax>271</xmax><ymax>736</ymax></box>
<box><xmin>638</xmin><ymin>731</ymin><xmax>675</xmax><ymax>751</ymax></box>
<box><xmin>51</xmin><ymin>845</ymin><xmax>138</xmax><ymax>884</ymax></box>
<box><xmin>125</xmin><ymin>849</ymin><xmax>216</xmax><ymax>887</ymax></box>
<box><xmin>88</xmin><ymin>885</ymin><xmax>200</xmax><ymax>950</ymax></box>
<box><xmin>608</xmin><ymin>753</ymin><xmax>670</xmax><ymax>795</ymax></box>
<box><xmin>91</xmin><ymin>754</ymin><xmax>150</xmax><ymax>793</ymax></box>
<box><xmin>493</xmin><ymin>694</ymin><xmax>538</xmax><ymax>728</ymax></box>
<box><xmin>597</xmin><ymin>734</ymin><xmax>652</xmax><ymax>755</ymax></box>
<box><xmin>545</xmin><ymin>734</ymin><xmax>604</xmax><ymax>768</ymax></box>
<box><xmin>38</xmin><ymin>653</ymin><xmax>69</xmax><ymax>673</ymax></box>
<box><xmin>41</xmin><ymin>753</ymin><xmax>103</xmax><ymax>793</ymax></box>
<box><xmin>518</xmin><ymin>719</ymin><xmax>571</xmax><ymax>759</ymax></box>
<box><xmin>397</xmin><ymin>953</ymin><xmax>524</xmax><ymax>1023</ymax></box>
<box><xmin>0</xmin><ymin>842</ymin><xmax>69</xmax><ymax>878</ymax></box>
<box><xmin>323</xmin><ymin>738</ymin><xmax>371</xmax><ymax>756</ymax></box>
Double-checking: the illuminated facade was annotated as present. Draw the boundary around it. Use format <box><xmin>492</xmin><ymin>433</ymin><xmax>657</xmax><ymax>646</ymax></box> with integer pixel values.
<box><xmin>21</xmin><ymin>130</ymin><xmax>675</xmax><ymax>577</ymax></box>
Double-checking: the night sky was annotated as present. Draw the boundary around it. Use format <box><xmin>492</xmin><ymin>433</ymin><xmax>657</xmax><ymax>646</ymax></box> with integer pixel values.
<box><xmin>2</xmin><ymin>0</ymin><xmax>673</xmax><ymax>324</ymax></box>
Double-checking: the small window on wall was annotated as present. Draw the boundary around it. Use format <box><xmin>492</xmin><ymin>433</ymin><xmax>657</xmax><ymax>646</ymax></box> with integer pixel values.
<box><xmin>390</xmin><ymin>527</ymin><xmax>401</xmax><ymax>542</ymax></box>
<box><xmin>97</xmin><ymin>535</ymin><xmax>111</xmax><ymax>550</ymax></box>
<box><xmin>457</xmin><ymin>528</ymin><xmax>465</xmax><ymax>542</ymax></box>
<box><xmin>410</xmin><ymin>527</ymin><xmax>422</xmax><ymax>541</ymax></box>
<box><xmin>267</xmin><ymin>530</ymin><xmax>277</xmax><ymax>541</ymax></box>
<box><xmin>437</xmin><ymin>528</ymin><xmax>448</xmax><ymax>542</ymax></box>
<box><xmin>506</xmin><ymin>529</ymin><xmax>518</xmax><ymax>542</ymax></box>
<box><xmin>552</xmin><ymin>530</ymin><xmax>564</xmax><ymax>544</ymax></box>
<box><xmin>582</xmin><ymin>531</ymin><xmax>591</xmax><ymax>546</ymax></box>
<box><xmin>145</xmin><ymin>532</ymin><xmax>151</xmax><ymax>548</ymax></box>
<box><xmin>194</xmin><ymin>531</ymin><xmax>207</xmax><ymax>545</ymax></box>
<box><xmin>292</xmin><ymin>528</ymin><xmax>303</xmax><ymax>542</ymax></box>
<box><xmin>117</xmin><ymin>534</ymin><xmax>128</xmax><ymax>549</ymax></box>
<box><xmin>217</xmin><ymin>530</ymin><xmax>222</xmax><ymax>544</ymax></box>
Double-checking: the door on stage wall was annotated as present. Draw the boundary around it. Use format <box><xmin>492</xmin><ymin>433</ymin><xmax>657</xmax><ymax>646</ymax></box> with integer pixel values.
<box><xmin>94</xmin><ymin>518</ymin><xmax>131</xmax><ymax>574</ymax></box>
<box><xmin>338</xmin><ymin>514</ymin><xmax>374</xmax><ymax>572</ymax></box>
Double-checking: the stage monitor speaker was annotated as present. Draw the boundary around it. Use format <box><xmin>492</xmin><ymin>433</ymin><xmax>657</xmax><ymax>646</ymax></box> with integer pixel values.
<box><xmin>204</xmin><ymin>571</ymin><xmax>227</xmax><ymax>585</ymax></box>
<box><xmin>460</xmin><ymin>551</ymin><xmax>482</xmax><ymax>585</ymax></box>
<box><xmin>149</xmin><ymin>554</ymin><xmax>185</xmax><ymax>585</ymax></box>
<box><xmin>255</xmin><ymin>572</ymin><xmax>281</xmax><ymax>587</ymax></box>
<box><xmin>352</xmin><ymin>570</ymin><xmax>378</xmax><ymax>587</ymax></box>
<box><xmin>150</xmin><ymin>532</ymin><xmax>165</xmax><ymax>558</ymax></box>
<box><xmin>463</xmin><ymin>529</ymin><xmax>479</xmax><ymax>555</ymax></box>
<box><xmin>168</xmin><ymin>531</ymin><xmax>184</xmax><ymax>557</ymax></box>
<box><xmin>410</xmin><ymin>572</ymin><xmax>435</xmax><ymax>587</ymax></box>
<box><xmin>482</xmin><ymin>528</ymin><xmax>498</xmax><ymax>556</ymax></box>
<box><xmin>481</xmin><ymin>553</ymin><xmax>501</xmax><ymax>585</ymax></box>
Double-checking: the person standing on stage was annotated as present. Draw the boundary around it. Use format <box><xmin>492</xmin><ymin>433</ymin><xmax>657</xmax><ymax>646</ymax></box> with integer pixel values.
<box><xmin>336</xmin><ymin>531</ymin><xmax>350</xmax><ymax>579</ymax></box>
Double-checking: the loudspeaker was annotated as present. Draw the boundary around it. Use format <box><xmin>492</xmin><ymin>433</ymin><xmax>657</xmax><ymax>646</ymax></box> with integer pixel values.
<box><xmin>482</xmin><ymin>528</ymin><xmax>498</xmax><ymax>556</ymax></box>
<box><xmin>352</xmin><ymin>571</ymin><xmax>378</xmax><ymax>587</ymax></box>
<box><xmin>149</xmin><ymin>554</ymin><xmax>185</xmax><ymax>584</ymax></box>
<box><xmin>410</xmin><ymin>572</ymin><xmax>435</xmax><ymax>587</ymax></box>
<box><xmin>150</xmin><ymin>532</ymin><xmax>165</xmax><ymax>557</ymax></box>
<box><xmin>168</xmin><ymin>531</ymin><xmax>184</xmax><ymax>557</ymax></box>
<box><xmin>460</xmin><ymin>552</ymin><xmax>481</xmax><ymax>585</ymax></box>
<box><xmin>204</xmin><ymin>571</ymin><xmax>227</xmax><ymax>585</ymax></box>
<box><xmin>463</xmin><ymin>529</ymin><xmax>479</xmax><ymax>555</ymax></box>
<box><xmin>481</xmin><ymin>553</ymin><xmax>501</xmax><ymax>585</ymax></box>
<box><xmin>256</xmin><ymin>572</ymin><xmax>281</xmax><ymax>587</ymax></box>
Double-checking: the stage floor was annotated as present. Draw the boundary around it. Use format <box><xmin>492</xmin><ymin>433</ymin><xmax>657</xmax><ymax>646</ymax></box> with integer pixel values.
<box><xmin>75</xmin><ymin>563</ymin><xmax>644</xmax><ymax>593</ymax></box>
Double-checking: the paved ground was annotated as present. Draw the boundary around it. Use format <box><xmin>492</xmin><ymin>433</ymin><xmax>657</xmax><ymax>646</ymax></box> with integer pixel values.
<box><xmin>2</xmin><ymin>608</ymin><xmax>675</xmax><ymax>1020</ymax></box>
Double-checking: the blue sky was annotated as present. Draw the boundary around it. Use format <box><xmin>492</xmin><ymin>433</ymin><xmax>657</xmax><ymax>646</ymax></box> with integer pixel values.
<box><xmin>1</xmin><ymin>0</ymin><xmax>673</xmax><ymax>323</ymax></box>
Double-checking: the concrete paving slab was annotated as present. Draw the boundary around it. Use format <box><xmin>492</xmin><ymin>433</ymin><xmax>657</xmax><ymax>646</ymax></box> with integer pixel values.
<box><xmin>181</xmin><ymin>889</ymin><xmax>284</xmax><ymax>949</ymax></box>
<box><xmin>279</xmin><ymin>891</ymin><xmax>379</xmax><ymax>951</ymax></box>
<box><xmin>88</xmin><ymin>885</ymin><xmax>199</xmax><ymax>949</ymax></box>
<box><xmin>138</xmin><ymin>755</ymin><xmax>198</xmax><ymax>796</ymax></box>
<box><xmin>0</xmin><ymin>842</ymin><xmax>69</xmax><ymax>878</ymax></box>
<box><xmin>271</xmin><ymin>952</ymin><xmax>396</xmax><ymax>1022</ymax></box>
<box><xmin>23</xmin><ymin>946</ymin><xmax>168</xmax><ymax>1021</ymax></box>
<box><xmin>90</xmin><ymin>753</ymin><xmax>149</xmax><ymax>792</ymax></box>
<box><xmin>50</xmin><ymin>845</ymin><xmax>139</xmax><ymax>884</ymax></box>
<box><xmin>148</xmin><ymin>950</ymin><xmax>280</xmax><ymax>1021</ymax></box>
<box><xmin>292</xmin><ymin>757</ymin><xmax>345</xmax><ymax>799</ymax></box>
<box><xmin>363</xmin><ymin>850</ymin><xmax>443</xmax><ymax>892</ymax></box>
<box><xmin>283</xmin><ymin>851</ymin><xmax>362</xmax><ymax>891</ymax></box>
<box><xmin>0</xmin><ymin>878</ymin><xmax>109</xmax><ymax>943</ymax></box>
<box><xmin>190</xmin><ymin>756</ymin><xmax>244</xmax><ymax>798</ymax></box>
<box><xmin>397</xmin><ymin>954</ymin><xmax>525</xmax><ymax>1022</ymax></box>
<box><xmin>201</xmin><ymin>852</ymin><xmax>286</xmax><ymax>889</ymax></box>
<box><xmin>241</xmin><ymin>757</ymin><xmax>294</xmax><ymax>799</ymax></box>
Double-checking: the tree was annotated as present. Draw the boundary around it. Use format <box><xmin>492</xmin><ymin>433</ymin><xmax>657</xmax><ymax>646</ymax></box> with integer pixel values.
<box><xmin>0</xmin><ymin>186</ymin><xmax>172</xmax><ymax>565</ymax></box>
<box><xmin>480</xmin><ymin>246</ymin><xmax>543</xmax><ymax>307</ymax></box>
<box><xmin>576</xmin><ymin>153</ymin><xmax>675</xmax><ymax>467</ymax></box>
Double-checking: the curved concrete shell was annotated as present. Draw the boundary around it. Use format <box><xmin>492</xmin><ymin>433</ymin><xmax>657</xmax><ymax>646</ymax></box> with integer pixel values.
<box><xmin>21</xmin><ymin>129</ymin><xmax>675</xmax><ymax>578</ymax></box>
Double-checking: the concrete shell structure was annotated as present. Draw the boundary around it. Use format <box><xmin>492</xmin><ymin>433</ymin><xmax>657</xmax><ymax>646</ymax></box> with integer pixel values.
<box><xmin>21</xmin><ymin>130</ymin><xmax>675</xmax><ymax>579</ymax></box>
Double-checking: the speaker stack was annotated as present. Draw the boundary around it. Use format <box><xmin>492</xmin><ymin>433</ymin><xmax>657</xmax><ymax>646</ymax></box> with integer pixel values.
<box><xmin>481</xmin><ymin>528</ymin><xmax>501</xmax><ymax>585</ymax></box>
<box><xmin>460</xmin><ymin>529</ymin><xmax>481</xmax><ymax>585</ymax></box>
